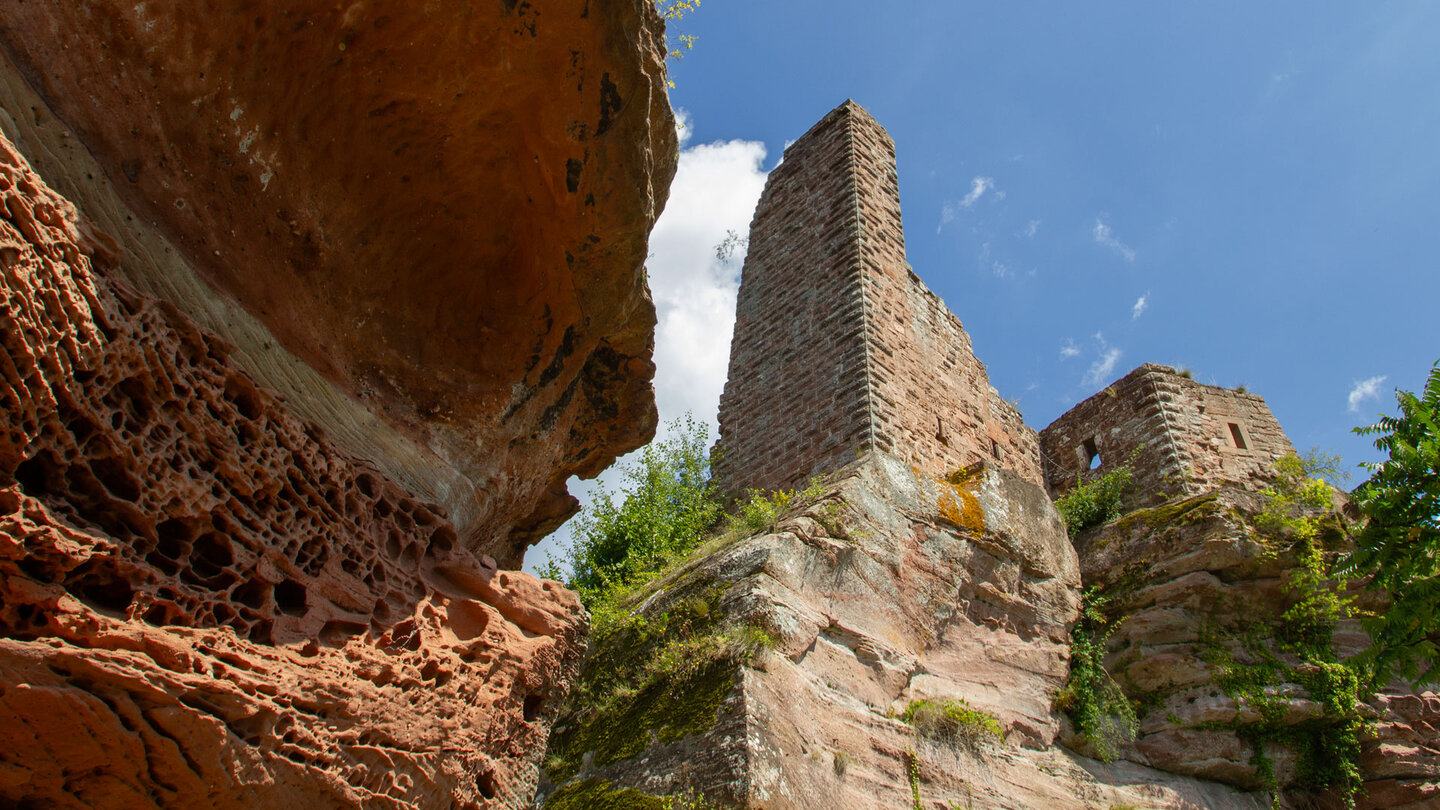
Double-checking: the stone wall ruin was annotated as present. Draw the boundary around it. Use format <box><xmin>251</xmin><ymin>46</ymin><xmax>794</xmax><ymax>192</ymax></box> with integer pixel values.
<box><xmin>1039</xmin><ymin>363</ymin><xmax>1295</xmax><ymax>505</ymax></box>
<box><xmin>713</xmin><ymin>101</ymin><xmax>1040</xmax><ymax>498</ymax></box>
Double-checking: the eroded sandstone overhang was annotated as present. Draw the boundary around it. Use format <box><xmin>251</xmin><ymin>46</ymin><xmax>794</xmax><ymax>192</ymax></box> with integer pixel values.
<box><xmin>0</xmin><ymin>129</ymin><xmax>587</xmax><ymax>809</ymax></box>
<box><xmin>0</xmin><ymin>0</ymin><xmax>677</xmax><ymax>565</ymax></box>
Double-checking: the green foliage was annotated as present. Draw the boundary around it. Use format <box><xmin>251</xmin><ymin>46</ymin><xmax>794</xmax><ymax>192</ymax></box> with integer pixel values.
<box><xmin>1054</xmin><ymin>463</ymin><xmax>1134</xmax><ymax>536</ymax></box>
<box><xmin>655</xmin><ymin>0</ymin><xmax>699</xmax><ymax>84</ymax></box>
<box><xmin>907</xmin><ymin>749</ymin><xmax>922</xmax><ymax>810</ymax></box>
<box><xmin>1195</xmin><ymin>452</ymin><xmax>1368</xmax><ymax>808</ymax></box>
<box><xmin>544</xmin><ymin>571</ymin><xmax>773</xmax><ymax>785</ymax></box>
<box><xmin>1346</xmin><ymin>359</ymin><xmax>1440</xmax><ymax>688</ymax></box>
<box><xmin>729</xmin><ymin>476</ymin><xmax>828</xmax><ymax>536</ymax></box>
<box><xmin>544</xmin><ymin>779</ymin><xmax>668</xmax><ymax>810</ymax></box>
<box><xmin>541</xmin><ymin>415</ymin><xmax>720</xmax><ymax>604</ymax></box>
<box><xmin>1200</xmin><ymin>614</ymin><xmax>1367</xmax><ymax>808</ymax></box>
<box><xmin>1252</xmin><ymin>452</ymin><xmax>1341</xmax><ymax>547</ymax></box>
<box><xmin>1055</xmin><ymin>586</ymin><xmax>1138</xmax><ymax>762</ymax></box>
<box><xmin>544</xmin><ymin>780</ymin><xmax>718</xmax><ymax>810</ymax></box>
<box><xmin>900</xmin><ymin>698</ymin><xmax>1003</xmax><ymax>751</ymax></box>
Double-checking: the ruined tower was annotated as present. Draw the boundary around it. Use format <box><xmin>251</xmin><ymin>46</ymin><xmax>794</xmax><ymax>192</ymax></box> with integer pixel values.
<box><xmin>713</xmin><ymin>101</ymin><xmax>1041</xmax><ymax>495</ymax></box>
<box><xmin>1039</xmin><ymin>363</ymin><xmax>1296</xmax><ymax>505</ymax></box>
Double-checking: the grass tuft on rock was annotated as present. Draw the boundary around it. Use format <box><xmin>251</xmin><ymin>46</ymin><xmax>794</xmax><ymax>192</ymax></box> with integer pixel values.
<box><xmin>900</xmin><ymin>698</ymin><xmax>1003</xmax><ymax>751</ymax></box>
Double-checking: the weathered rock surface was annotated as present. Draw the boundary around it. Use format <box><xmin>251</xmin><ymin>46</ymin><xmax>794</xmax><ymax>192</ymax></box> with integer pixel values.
<box><xmin>0</xmin><ymin>130</ymin><xmax>585</xmax><ymax>807</ymax></box>
<box><xmin>1073</xmin><ymin>488</ymin><xmax>1440</xmax><ymax>808</ymax></box>
<box><xmin>0</xmin><ymin>0</ymin><xmax>677</xmax><ymax>564</ymax></box>
<box><xmin>542</xmin><ymin>453</ymin><xmax>1275</xmax><ymax>808</ymax></box>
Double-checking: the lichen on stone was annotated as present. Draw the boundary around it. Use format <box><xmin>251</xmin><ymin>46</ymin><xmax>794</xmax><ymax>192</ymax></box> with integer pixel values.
<box><xmin>936</xmin><ymin>466</ymin><xmax>986</xmax><ymax>533</ymax></box>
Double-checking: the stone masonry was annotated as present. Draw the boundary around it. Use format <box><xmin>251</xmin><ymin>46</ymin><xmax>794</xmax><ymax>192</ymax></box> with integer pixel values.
<box><xmin>1038</xmin><ymin>363</ymin><xmax>1295</xmax><ymax>505</ymax></box>
<box><xmin>713</xmin><ymin>101</ymin><xmax>1039</xmax><ymax>497</ymax></box>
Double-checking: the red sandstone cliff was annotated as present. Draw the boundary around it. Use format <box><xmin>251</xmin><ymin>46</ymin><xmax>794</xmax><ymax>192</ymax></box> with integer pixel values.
<box><xmin>0</xmin><ymin>1</ymin><xmax>676</xmax><ymax>807</ymax></box>
<box><xmin>0</xmin><ymin>116</ymin><xmax>585</xmax><ymax>810</ymax></box>
<box><xmin>0</xmin><ymin>0</ymin><xmax>677</xmax><ymax>565</ymax></box>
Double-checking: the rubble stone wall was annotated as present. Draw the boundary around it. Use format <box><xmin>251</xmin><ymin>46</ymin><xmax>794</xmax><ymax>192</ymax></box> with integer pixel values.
<box><xmin>1039</xmin><ymin>364</ymin><xmax>1294</xmax><ymax>505</ymax></box>
<box><xmin>714</xmin><ymin>101</ymin><xmax>1040</xmax><ymax>497</ymax></box>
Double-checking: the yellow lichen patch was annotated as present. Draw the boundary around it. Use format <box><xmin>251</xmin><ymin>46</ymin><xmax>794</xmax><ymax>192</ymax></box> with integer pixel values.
<box><xmin>944</xmin><ymin>463</ymin><xmax>985</xmax><ymax>488</ymax></box>
<box><xmin>936</xmin><ymin>468</ymin><xmax>986</xmax><ymax>533</ymax></box>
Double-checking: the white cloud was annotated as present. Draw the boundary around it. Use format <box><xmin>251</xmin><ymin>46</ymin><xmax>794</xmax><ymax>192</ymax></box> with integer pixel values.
<box><xmin>1093</xmin><ymin>216</ymin><xmax>1136</xmax><ymax>262</ymax></box>
<box><xmin>960</xmin><ymin>176</ymin><xmax>995</xmax><ymax>207</ymax></box>
<box><xmin>1059</xmin><ymin>338</ymin><xmax>1080</xmax><ymax>360</ymax></box>
<box><xmin>1024</xmin><ymin>219</ymin><xmax>1041</xmax><ymax>238</ymax></box>
<box><xmin>992</xmin><ymin>260</ymin><xmax>1010</xmax><ymax>279</ymax></box>
<box><xmin>1347</xmin><ymin>375</ymin><xmax>1388</xmax><ymax>413</ymax></box>
<box><xmin>1132</xmin><ymin>292</ymin><xmax>1149</xmax><ymax>319</ymax></box>
<box><xmin>674</xmin><ymin>107</ymin><xmax>692</xmax><ymax>148</ymax></box>
<box><xmin>526</xmin><ymin>126</ymin><xmax>771</xmax><ymax>575</ymax></box>
<box><xmin>1082</xmin><ymin>332</ymin><xmax>1122</xmax><ymax>387</ymax></box>
<box><xmin>938</xmin><ymin>176</ymin><xmax>996</xmax><ymax>233</ymax></box>
<box><xmin>1084</xmin><ymin>348</ymin><xmax>1123</xmax><ymax>388</ymax></box>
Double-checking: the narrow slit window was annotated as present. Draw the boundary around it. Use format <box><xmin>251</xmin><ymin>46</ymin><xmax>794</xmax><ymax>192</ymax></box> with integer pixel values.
<box><xmin>1228</xmin><ymin>423</ymin><xmax>1247</xmax><ymax>450</ymax></box>
<box><xmin>991</xmin><ymin>438</ymin><xmax>1001</xmax><ymax>460</ymax></box>
<box><xmin>1082</xmin><ymin>437</ymin><xmax>1100</xmax><ymax>469</ymax></box>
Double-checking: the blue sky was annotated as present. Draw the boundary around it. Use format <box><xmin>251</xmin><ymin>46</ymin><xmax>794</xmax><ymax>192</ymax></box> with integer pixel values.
<box><xmin>528</xmin><ymin>1</ymin><xmax>1440</xmax><ymax>571</ymax></box>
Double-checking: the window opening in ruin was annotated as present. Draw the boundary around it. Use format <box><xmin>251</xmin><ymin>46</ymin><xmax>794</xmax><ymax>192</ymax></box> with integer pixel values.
<box><xmin>991</xmin><ymin>438</ymin><xmax>1001</xmax><ymax>460</ymax></box>
<box><xmin>1228</xmin><ymin>422</ymin><xmax>1247</xmax><ymax>450</ymax></box>
<box><xmin>936</xmin><ymin>416</ymin><xmax>948</xmax><ymax>445</ymax></box>
<box><xmin>1082</xmin><ymin>437</ymin><xmax>1101</xmax><ymax>469</ymax></box>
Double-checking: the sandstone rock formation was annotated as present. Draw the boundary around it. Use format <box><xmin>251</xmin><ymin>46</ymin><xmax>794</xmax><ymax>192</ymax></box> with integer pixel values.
<box><xmin>0</xmin><ymin>130</ymin><xmax>591</xmax><ymax>808</ymax></box>
<box><xmin>540</xmin><ymin>454</ymin><xmax>1274</xmax><ymax>809</ymax></box>
<box><xmin>0</xmin><ymin>0</ymin><xmax>677</xmax><ymax>565</ymax></box>
<box><xmin>1069</xmin><ymin>488</ymin><xmax>1440</xmax><ymax>808</ymax></box>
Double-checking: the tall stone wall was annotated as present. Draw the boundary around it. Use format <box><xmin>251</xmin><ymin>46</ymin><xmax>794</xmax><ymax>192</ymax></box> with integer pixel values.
<box><xmin>868</xmin><ymin>268</ymin><xmax>1040</xmax><ymax>485</ymax></box>
<box><xmin>1039</xmin><ymin>364</ymin><xmax>1295</xmax><ymax>504</ymax></box>
<box><xmin>713</xmin><ymin>101</ymin><xmax>1040</xmax><ymax>497</ymax></box>
<box><xmin>710</xmin><ymin>102</ymin><xmax>873</xmax><ymax>497</ymax></box>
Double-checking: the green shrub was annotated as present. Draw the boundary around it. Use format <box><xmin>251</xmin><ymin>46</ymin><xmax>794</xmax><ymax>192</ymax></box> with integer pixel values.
<box><xmin>1252</xmin><ymin>451</ymin><xmax>1342</xmax><ymax>547</ymax></box>
<box><xmin>540</xmin><ymin>414</ymin><xmax>720</xmax><ymax>604</ymax></box>
<box><xmin>900</xmin><ymin>698</ymin><xmax>1003</xmax><ymax>750</ymax></box>
<box><xmin>728</xmin><ymin>476</ymin><xmax>828</xmax><ymax>535</ymax></box>
<box><xmin>1054</xmin><ymin>463</ymin><xmax>1134</xmax><ymax>536</ymax></box>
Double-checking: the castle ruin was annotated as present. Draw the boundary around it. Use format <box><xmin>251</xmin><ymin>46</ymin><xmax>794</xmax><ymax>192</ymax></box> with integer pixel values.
<box><xmin>713</xmin><ymin>101</ymin><xmax>1040</xmax><ymax>496</ymax></box>
<box><xmin>1039</xmin><ymin>363</ymin><xmax>1295</xmax><ymax>506</ymax></box>
<box><xmin>712</xmin><ymin>100</ymin><xmax>1297</xmax><ymax>511</ymax></box>
<box><xmin>542</xmin><ymin>101</ymin><xmax>1440</xmax><ymax>810</ymax></box>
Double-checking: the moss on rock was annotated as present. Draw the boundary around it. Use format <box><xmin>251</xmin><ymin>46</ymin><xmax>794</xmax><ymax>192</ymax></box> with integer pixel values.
<box><xmin>544</xmin><ymin>779</ymin><xmax>670</xmax><ymax>809</ymax></box>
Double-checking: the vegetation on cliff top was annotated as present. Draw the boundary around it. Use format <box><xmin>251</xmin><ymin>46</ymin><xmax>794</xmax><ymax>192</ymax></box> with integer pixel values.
<box><xmin>540</xmin><ymin>416</ymin><xmax>828</xmax><ymax>804</ymax></box>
